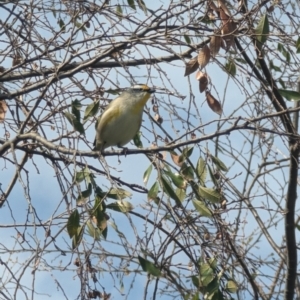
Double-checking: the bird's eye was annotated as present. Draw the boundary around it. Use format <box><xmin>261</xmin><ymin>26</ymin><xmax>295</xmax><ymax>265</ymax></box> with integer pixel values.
<box><xmin>134</xmin><ymin>88</ymin><xmax>145</xmax><ymax>92</ymax></box>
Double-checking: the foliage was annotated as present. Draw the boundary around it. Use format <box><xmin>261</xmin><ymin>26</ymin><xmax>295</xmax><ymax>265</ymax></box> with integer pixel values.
<box><xmin>0</xmin><ymin>0</ymin><xmax>300</xmax><ymax>299</ymax></box>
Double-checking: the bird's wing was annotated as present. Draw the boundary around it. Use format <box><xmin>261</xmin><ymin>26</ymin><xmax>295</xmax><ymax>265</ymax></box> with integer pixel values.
<box><xmin>93</xmin><ymin>99</ymin><xmax>121</xmax><ymax>148</ymax></box>
<box><xmin>97</xmin><ymin>100</ymin><xmax>121</xmax><ymax>132</ymax></box>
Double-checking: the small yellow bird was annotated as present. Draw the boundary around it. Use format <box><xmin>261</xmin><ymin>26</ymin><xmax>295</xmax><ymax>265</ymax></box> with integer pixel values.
<box><xmin>94</xmin><ymin>84</ymin><xmax>155</xmax><ymax>151</ymax></box>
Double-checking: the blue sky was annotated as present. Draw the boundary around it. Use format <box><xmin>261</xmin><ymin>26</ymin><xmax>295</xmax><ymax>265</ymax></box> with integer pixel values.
<box><xmin>1</xmin><ymin>1</ymin><xmax>300</xmax><ymax>299</ymax></box>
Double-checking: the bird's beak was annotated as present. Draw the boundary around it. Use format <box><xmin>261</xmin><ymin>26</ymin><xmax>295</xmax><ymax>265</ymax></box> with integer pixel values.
<box><xmin>148</xmin><ymin>88</ymin><xmax>156</xmax><ymax>94</ymax></box>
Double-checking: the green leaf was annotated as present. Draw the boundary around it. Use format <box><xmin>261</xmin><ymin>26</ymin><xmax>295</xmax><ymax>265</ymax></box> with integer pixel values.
<box><xmin>77</xmin><ymin>183</ymin><xmax>92</xmax><ymax>205</ymax></box>
<box><xmin>74</xmin><ymin>166</ymin><xmax>91</xmax><ymax>183</ymax></box>
<box><xmin>284</xmin><ymin>50</ymin><xmax>291</xmax><ymax>63</ymax></box>
<box><xmin>199</xmin><ymin>186</ymin><xmax>221</xmax><ymax>203</ymax></box>
<box><xmin>72</xmin><ymin>99</ymin><xmax>81</xmax><ymax>120</ymax></box>
<box><xmin>64</xmin><ymin>112</ymin><xmax>85</xmax><ymax>135</ymax></box>
<box><xmin>191</xmin><ymin>293</ymin><xmax>200</xmax><ymax>300</ymax></box>
<box><xmin>225</xmin><ymin>60</ymin><xmax>236</xmax><ymax>76</ymax></box>
<box><xmin>269</xmin><ymin>61</ymin><xmax>281</xmax><ymax>73</ymax></box>
<box><xmin>94</xmin><ymin>209</ymin><xmax>107</xmax><ymax>233</ymax></box>
<box><xmin>207</xmin><ymin>164</ymin><xmax>218</xmax><ymax>186</ymax></box>
<box><xmin>133</xmin><ymin>131</ymin><xmax>143</xmax><ymax>148</ymax></box>
<box><xmin>198</xmin><ymin>15</ymin><xmax>214</xmax><ymax>24</ymax></box>
<box><xmin>191</xmin><ymin>275</ymin><xmax>200</xmax><ymax>288</ymax></box>
<box><xmin>277</xmin><ymin>43</ymin><xmax>291</xmax><ymax>63</ymax></box>
<box><xmin>196</xmin><ymin>157</ymin><xmax>207</xmax><ymax>185</ymax></box>
<box><xmin>73</xmin><ymin>121</ymin><xmax>84</xmax><ymax>135</ymax></box>
<box><xmin>255</xmin><ymin>14</ymin><xmax>269</xmax><ymax>45</ymax></box>
<box><xmin>176</xmin><ymin>188</ymin><xmax>186</xmax><ymax>202</ymax></box>
<box><xmin>64</xmin><ymin>111</ymin><xmax>75</xmax><ymax>125</ymax></box>
<box><xmin>210</xmin><ymin>155</ymin><xmax>228</xmax><ymax>172</ymax></box>
<box><xmin>148</xmin><ymin>181</ymin><xmax>159</xmax><ymax>201</ymax></box>
<box><xmin>72</xmin><ymin>225</ymin><xmax>84</xmax><ymax>249</ymax></box>
<box><xmin>102</xmin><ymin>226</ymin><xmax>108</xmax><ymax>239</ymax></box>
<box><xmin>235</xmin><ymin>58</ymin><xmax>247</xmax><ymax>64</ymax></box>
<box><xmin>161</xmin><ymin>176</ymin><xmax>182</xmax><ymax>205</ymax></box>
<box><xmin>164</xmin><ymin>169</ymin><xmax>186</xmax><ymax>189</ymax></box>
<box><xmin>226</xmin><ymin>280</ymin><xmax>238</xmax><ymax>293</ymax></box>
<box><xmin>83</xmin><ymin>101</ymin><xmax>99</xmax><ymax>120</ymax></box>
<box><xmin>52</xmin><ymin>9</ymin><xmax>57</xmax><ymax>18</ymax></box>
<box><xmin>67</xmin><ymin>209</ymin><xmax>80</xmax><ymax>238</ymax></box>
<box><xmin>200</xmin><ymin>263</ymin><xmax>214</xmax><ymax>286</ymax></box>
<box><xmin>86</xmin><ymin>220</ymin><xmax>101</xmax><ymax>240</ymax></box>
<box><xmin>74</xmin><ymin>21</ymin><xmax>87</xmax><ymax>32</ymax></box>
<box><xmin>106</xmin><ymin>200</ymin><xmax>133</xmax><ymax>213</ymax></box>
<box><xmin>297</xmin><ymin>37</ymin><xmax>300</xmax><ymax>54</ymax></box>
<box><xmin>74</xmin><ymin>171</ymin><xmax>85</xmax><ymax>183</ymax></box>
<box><xmin>278</xmin><ymin>89</ymin><xmax>300</xmax><ymax>101</ymax></box>
<box><xmin>143</xmin><ymin>164</ymin><xmax>153</xmax><ymax>185</ymax></box>
<box><xmin>107</xmin><ymin>188</ymin><xmax>132</xmax><ymax>200</ymax></box>
<box><xmin>184</xmin><ymin>34</ymin><xmax>191</xmax><ymax>44</ymax></box>
<box><xmin>181</xmin><ymin>165</ymin><xmax>194</xmax><ymax>181</ymax></box>
<box><xmin>93</xmin><ymin>195</ymin><xmax>104</xmax><ymax>213</ymax></box>
<box><xmin>208</xmin><ymin>257</ymin><xmax>218</xmax><ymax>270</ymax></box>
<box><xmin>206</xmin><ymin>278</ymin><xmax>220</xmax><ymax>299</ymax></box>
<box><xmin>127</xmin><ymin>0</ymin><xmax>136</xmax><ymax>10</ymax></box>
<box><xmin>116</xmin><ymin>4</ymin><xmax>123</xmax><ymax>18</ymax></box>
<box><xmin>136</xmin><ymin>0</ymin><xmax>147</xmax><ymax>15</ymax></box>
<box><xmin>82</xmin><ymin>184</ymin><xmax>92</xmax><ymax>198</ymax></box>
<box><xmin>192</xmin><ymin>199</ymin><xmax>212</xmax><ymax>218</ymax></box>
<box><xmin>58</xmin><ymin>18</ymin><xmax>66</xmax><ymax>32</ymax></box>
<box><xmin>279</xmin><ymin>78</ymin><xmax>286</xmax><ymax>89</ymax></box>
<box><xmin>179</xmin><ymin>147</ymin><xmax>194</xmax><ymax>164</ymax></box>
<box><xmin>138</xmin><ymin>256</ymin><xmax>161</xmax><ymax>277</ymax></box>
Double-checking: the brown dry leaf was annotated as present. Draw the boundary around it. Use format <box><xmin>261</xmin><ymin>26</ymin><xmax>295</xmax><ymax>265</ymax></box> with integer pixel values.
<box><xmin>221</xmin><ymin>199</ymin><xmax>227</xmax><ymax>209</ymax></box>
<box><xmin>0</xmin><ymin>66</ymin><xmax>5</xmax><ymax>73</ymax></box>
<box><xmin>150</xmin><ymin>142</ymin><xmax>158</xmax><ymax>149</ymax></box>
<box><xmin>170</xmin><ymin>151</ymin><xmax>183</xmax><ymax>167</ymax></box>
<box><xmin>195</xmin><ymin>70</ymin><xmax>203</xmax><ymax>80</ymax></box>
<box><xmin>208</xmin><ymin>11</ymin><xmax>216</xmax><ymax>21</ymax></box>
<box><xmin>218</xmin><ymin>0</ymin><xmax>231</xmax><ymax>17</ymax></box>
<box><xmin>210</xmin><ymin>34</ymin><xmax>222</xmax><ymax>57</ymax></box>
<box><xmin>220</xmin><ymin>37</ymin><xmax>227</xmax><ymax>50</ymax></box>
<box><xmin>103</xmin><ymin>293</ymin><xmax>111</xmax><ymax>300</ymax></box>
<box><xmin>12</xmin><ymin>55</ymin><xmax>22</xmax><ymax>66</ymax></box>
<box><xmin>110</xmin><ymin>48</ymin><xmax>124</xmax><ymax>58</ymax></box>
<box><xmin>209</xmin><ymin>1</ymin><xmax>219</xmax><ymax>12</ymax></box>
<box><xmin>184</xmin><ymin>56</ymin><xmax>199</xmax><ymax>76</ymax></box>
<box><xmin>152</xmin><ymin>104</ymin><xmax>159</xmax><ymax>113</ymax></box>
<box><xmin>221</xmin><ymin>20</ymin><xmax>236</xmax><ymax>51</ymax></box>
<box><xmin>196</xmin><ymin>71</ymin><xmax>208</xmax><ymax>93</ymax></box>
<box><xmin>0</xmin><ymin>101</ymin><xmax>7</xmax><ymax>123</ymax></box>
<box><xmin>204</xmin><ymin>232</ymin><xmax>210</xmax><ymax>240</ymax></box>
<box><xmin>216</xmin><ymin>231</ymin><xmax>222</xmax><ymax>239</ymax></box>
<box><xmin>206</xmin><ymin>91</ymin><xmax>222</xmax><ymax>115</ymax></box>
<box><xmin>267</xmin><ymin>5</ymin><xmax>275</xmax><ymax>13</ymax></box>
<box><xmin>162</xmin><ymin>151</ymin><xmax>167</xmax><ymax>161</ymax></box>
<box><xmin>92</xmin><ymin>215</ymin><xmax>98</xmax><ymax>225</ymax></box>
<box><xmin>154</xmin><ymin>113</ymin><xmax>163</xmax><ymax>124</ymax></box>
<box><xmin>197</xmin><ymin>45</ymin><xmax>211</xmax><ymax>70</ymax></box>
<box><xmin>219</xmin><ymin>7</ymin><xmax>229</xmax><ymax>25</ymax></box>
<box><xmin>74</xmin><ymin>258</ymin><xmax>81</xmax><ymax>267</ymax></box>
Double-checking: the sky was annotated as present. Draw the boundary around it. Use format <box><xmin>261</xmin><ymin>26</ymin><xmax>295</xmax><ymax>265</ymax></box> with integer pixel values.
<box><xmin>1</xmin><ymin>1</ymin><xmax>300</xmax><ymax>299</ymax></box>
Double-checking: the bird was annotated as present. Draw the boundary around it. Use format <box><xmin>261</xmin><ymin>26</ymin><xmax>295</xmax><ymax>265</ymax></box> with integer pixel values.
<box><xmin>94</xmin><ymin>84</ymin><xmax>155</xmax><ymax>151</ymax></box>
